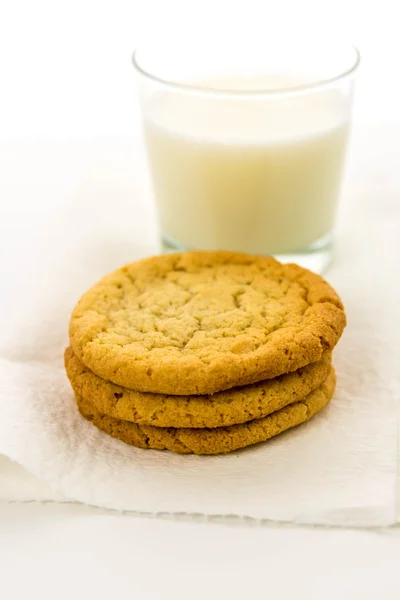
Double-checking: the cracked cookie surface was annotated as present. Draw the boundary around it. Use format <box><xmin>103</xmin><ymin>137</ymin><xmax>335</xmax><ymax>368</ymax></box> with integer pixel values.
<box><xmin>76</xmin><ymin>368</ymin><xmax>335</xmax><ymax>455</ymax></box>
<box><xmin>65</xmin><ymin>346</ymin><xmax>332</xmax><ymax>428</ymax></box>
<box><xmin>69</xmin><ymin>251</ymin><xmax>345</xmax><ymax>395</ymax></box>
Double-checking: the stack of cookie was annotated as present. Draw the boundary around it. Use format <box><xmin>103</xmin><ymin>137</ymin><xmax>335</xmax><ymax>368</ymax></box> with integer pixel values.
<box><xmin>65</xmin><ymin>251</ymin><xmax>346</xmax><ymax>455</ymax></box>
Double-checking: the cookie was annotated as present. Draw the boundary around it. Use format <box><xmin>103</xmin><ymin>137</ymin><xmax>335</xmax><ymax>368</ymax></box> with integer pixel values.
<box><xmin>76</xmin><ymin>368</ymin><xmax>335</xmax><ymax>455</ymax></box>
<box><xmin>69</xmin><ymin>251</ymin><xmax>345</xmax><ymax>395</ymax></box>
<box><xmin>65</xmin><ymin>346</ymin><xmax>332</xmax><ymax>428</ymax></box>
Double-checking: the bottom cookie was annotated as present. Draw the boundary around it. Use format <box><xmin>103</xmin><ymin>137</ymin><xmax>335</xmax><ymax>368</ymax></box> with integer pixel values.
<box><xmin>77</xmin><ymin>368</ymin><xmax>335</xmax><ymax>455</ymax></box>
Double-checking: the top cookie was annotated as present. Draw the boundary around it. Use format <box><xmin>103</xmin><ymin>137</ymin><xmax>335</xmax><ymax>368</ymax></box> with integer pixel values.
<box><xmin>69</xmin><ymin>251</ymin><xmax>345</xmax><ymax>395</ymax></box>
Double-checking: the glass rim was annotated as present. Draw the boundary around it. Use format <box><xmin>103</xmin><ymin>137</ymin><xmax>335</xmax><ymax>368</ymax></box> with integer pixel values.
<box><xmin>132</xmin><ymin>45</ymin><xmax>360</xmax><ymax>97</ymax></box>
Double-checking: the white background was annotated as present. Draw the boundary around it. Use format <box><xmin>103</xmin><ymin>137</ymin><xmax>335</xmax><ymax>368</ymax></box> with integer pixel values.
<box><xmin>1</xmin><ymin>1</ymin><xmax>400</xmax><ymax>599</ymax></box>
<box><xmin>0</xmin><ymin>0</ymin><xmax>399</xmax><ymax>140</ymax></box>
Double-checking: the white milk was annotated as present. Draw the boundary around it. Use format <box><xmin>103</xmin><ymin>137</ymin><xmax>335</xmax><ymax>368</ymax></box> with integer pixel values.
<box><xmin>143</xmin><ymin>80</ymin><xmax>349</xmax><ymax>254</ymax></box>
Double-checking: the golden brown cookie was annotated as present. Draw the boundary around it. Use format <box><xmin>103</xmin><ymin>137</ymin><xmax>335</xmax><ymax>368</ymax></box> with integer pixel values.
<box><xmin>76</xmin><ymin>368</ymin><xmax>335</xmax><ymax>455</ymax></box>
<box><xmin>65</xmin><ymin>346</ymin><xmax>332</xmax><ymax>428</ymax></box>
<box><xmin>69</xmin><ymin>251</ymin><xmax>345</xmax><ymax>395</ymax></box>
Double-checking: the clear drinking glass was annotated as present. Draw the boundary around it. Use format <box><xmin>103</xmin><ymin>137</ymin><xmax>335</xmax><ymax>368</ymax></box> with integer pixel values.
<box><xmin>133</xmin><ymin>39</ymin><xmax>359</xmax><ymax>272</ymax></box>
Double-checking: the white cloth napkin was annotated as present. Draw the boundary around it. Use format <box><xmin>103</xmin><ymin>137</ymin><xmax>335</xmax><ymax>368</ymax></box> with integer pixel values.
<box><xmin>0</xmin><ymin>133</ymin><xmax>399</xmax><ymax>527</ymax></box>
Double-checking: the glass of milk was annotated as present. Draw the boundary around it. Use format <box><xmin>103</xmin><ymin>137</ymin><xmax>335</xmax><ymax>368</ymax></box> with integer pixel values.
<box><xmin>133</xmin><ymin>38</ymin><xmax>359</xmax><ymax>272</ymax></box>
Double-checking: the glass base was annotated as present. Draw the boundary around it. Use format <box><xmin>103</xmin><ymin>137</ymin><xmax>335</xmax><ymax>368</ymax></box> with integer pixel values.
<box><xmin>273</xmin><ymin>233</ymin><xmax>333</xmax><ymax>274</ymax></box>
<box><xmin>162</xmin><ymin>233</ymin><xmax>333</xmax><ymax>275</ymax></box>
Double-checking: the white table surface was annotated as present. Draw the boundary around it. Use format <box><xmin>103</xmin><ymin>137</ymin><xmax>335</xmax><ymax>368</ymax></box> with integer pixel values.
<box><xmin>2</xmin><ymin>454</ymin><xmax>400</xmax><ymax>600</ymax></box>
<box><xmin>1</xmin><ymin>122</ymin><xmax>400</xmax><ymax>599</ymax></box>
